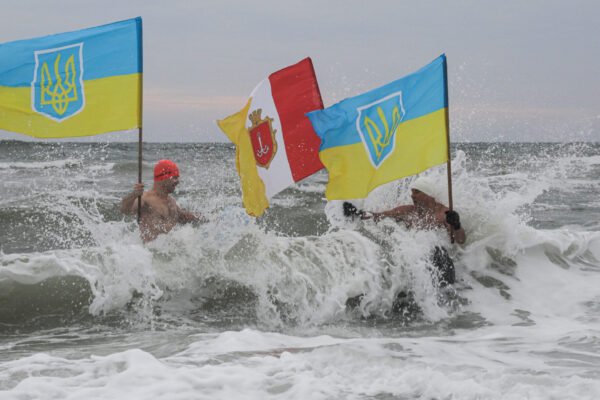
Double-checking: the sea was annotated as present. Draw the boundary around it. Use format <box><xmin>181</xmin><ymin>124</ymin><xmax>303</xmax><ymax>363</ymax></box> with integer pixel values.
<box><xmin>1</xmin><ymin>140</ymin><xmax>600</xmax><ymax>399</ymax></box>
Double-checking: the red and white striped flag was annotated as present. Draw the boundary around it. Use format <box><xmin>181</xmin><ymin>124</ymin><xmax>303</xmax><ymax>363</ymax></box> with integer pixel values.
<box><xmin>218</xmin><ymin>58</ymin><xmax>324</xmax><ymax>216</ymax></box>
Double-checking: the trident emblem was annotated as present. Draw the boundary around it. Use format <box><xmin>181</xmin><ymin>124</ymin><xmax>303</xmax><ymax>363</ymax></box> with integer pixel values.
<box><xmin>364</xmin><ymin>106</ymin><xmax>402</xmax><ymax>162</ymax></box>
<box><xmin>356</xmin><ymin>91</ymin><xmax>405</xmax><ymax>168</ymax></box>
<box><xmin>32</xmin><ymin>43</ymin><xmax>85</xmax><ymax>122</ymax></box>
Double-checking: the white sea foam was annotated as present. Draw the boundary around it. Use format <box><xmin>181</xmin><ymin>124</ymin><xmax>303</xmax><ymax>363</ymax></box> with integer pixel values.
<box><xmin>0</xmin><ymin>159</ymin><xmax>82</xmax><ymax>170</ymax></box>
<box><xmin>2</xmin><ymin>144</ymin><xmax>600</xmax><ymax>399</ymax></box>
<box><xmin>2</xmin><ymin>327</ymin><xmax>600</xmax><ymax>399</ymax></box>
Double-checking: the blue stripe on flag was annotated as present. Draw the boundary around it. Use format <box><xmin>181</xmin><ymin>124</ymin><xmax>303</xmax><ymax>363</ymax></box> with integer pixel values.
<box><xmin>0</xmin><ymin>17</ymin><xmax>142</xmax><ymax>87</ymax></box>
<box><xmin>308</xmin><ymin>55</ymin><xmax>447</xmax><ymax>151</ymax></box>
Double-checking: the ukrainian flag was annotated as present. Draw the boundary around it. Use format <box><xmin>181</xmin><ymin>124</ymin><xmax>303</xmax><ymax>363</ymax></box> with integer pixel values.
<box><xmin>0</xmin><ymin>18</ymin><xmax>142</xmax><ymax>138</ymax></box>
<box><xmin>307</xmin><ymin>55</ymin><xmax>449</xmax><ymax>200</ymax></box>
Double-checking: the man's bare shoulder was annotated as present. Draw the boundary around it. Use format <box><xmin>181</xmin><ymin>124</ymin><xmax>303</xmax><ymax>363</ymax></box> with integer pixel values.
<box><xmin>141</xmin><ymin>190</ymin><xmax>169</xmax><ymax>209</ymax></box>
<box><xmin>142</xmin><ymin>190</ymin><xmax>161</xmax><ymax>202</ymax></box>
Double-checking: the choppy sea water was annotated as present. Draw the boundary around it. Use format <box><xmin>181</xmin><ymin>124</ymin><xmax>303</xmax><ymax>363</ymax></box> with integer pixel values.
<box><xmin>1</xmin><ymin>140</ymin><xmax>600</xmax><ymax>399</ymax></box>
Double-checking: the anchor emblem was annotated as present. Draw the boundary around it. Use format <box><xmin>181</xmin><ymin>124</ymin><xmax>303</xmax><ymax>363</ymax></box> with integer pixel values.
<box><xmin>248</xmin><ymin>108</ymin><xmax>277</xmax><ymax>168</ymax></box>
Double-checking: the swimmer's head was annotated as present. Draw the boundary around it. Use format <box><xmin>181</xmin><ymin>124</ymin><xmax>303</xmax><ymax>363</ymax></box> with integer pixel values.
<box><xmin>154</xmin><ymin>159</ymin><xmax>179</xmax><ymax>182</ymax></box>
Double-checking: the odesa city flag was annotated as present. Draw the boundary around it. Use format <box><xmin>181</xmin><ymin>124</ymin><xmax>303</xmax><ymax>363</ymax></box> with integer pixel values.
<box><xmin>0</xmin><ymin>17</ymin><xmax>142</xmax><ymax>138</ymax></box>
<box><xmin>307</xmin><ymin>55</ymin><xmax>449</xmax><ymax>200</ymax></box>
<box><xmin>218</xmin><ymin>58</ymin><xmax>324</xmax><ymax>217</ymax></box>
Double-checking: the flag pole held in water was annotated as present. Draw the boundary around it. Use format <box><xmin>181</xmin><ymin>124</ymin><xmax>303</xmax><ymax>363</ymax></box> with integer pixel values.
<box><xmin>0</xmin><ymin>17</ymin><xmax>144</xmax><ymax>221</ymax></box>
<box><xmin>137</xmin><ymin>22</ymin><xmax>144</xmax><ymax>225</ymax></box>
<box><xmin>137</xmin><ymin>130</ymin><xmax>143</xmax><ymax>224</ymax></box>
<box><xmin>307</xmin><ymin>54</ymin><xmax>457</xmax><ymax>241</ymax></box>
<box><xmin>443</xmin><ymin>56</ymin><xmax>455</xmax><ymax>243</ymax></box>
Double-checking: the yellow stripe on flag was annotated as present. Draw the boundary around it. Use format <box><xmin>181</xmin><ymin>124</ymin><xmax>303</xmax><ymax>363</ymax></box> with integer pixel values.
<box><xmin>217</xmin><ymin>99</ymin><xmax>269</xmax><ymax>217</ymax></box>
<box><xmin>319</xmin><ymin>108</ymin><xmax>448</xmax><ymax>199</ymax></box>
<box><xmin>0</xmin><ymin>73</ymin><xmax>141</xmax><ymax>138</ymax></box>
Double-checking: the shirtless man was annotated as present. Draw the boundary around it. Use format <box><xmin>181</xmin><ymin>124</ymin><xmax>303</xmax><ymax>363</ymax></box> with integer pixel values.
<box><xmin>344</xmin><ymin>176</ymin><xmax>465</xmax><ymax>244</ymax></box>
<box><xmin>120</xmin><ymin>159</ymin><xmax>207</xmax><ymax>243</ymax></box>
<box><xmin>343</xmin><ymin>176</ymin><xmax>465</xmax><ymax>287</ymax></box>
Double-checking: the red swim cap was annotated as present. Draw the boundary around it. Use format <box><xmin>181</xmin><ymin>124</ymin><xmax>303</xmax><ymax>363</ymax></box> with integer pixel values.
<box><xmin>154</xmin><ymin>159</ymin><xmax>179</xmax><ymax>182</ymax></box>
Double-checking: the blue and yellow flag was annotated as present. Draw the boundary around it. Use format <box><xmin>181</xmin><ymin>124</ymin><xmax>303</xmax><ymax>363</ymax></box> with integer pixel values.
<box><xmin>307</xmin><ymin>55</ymin><xmax>449</xmax><ymax>200</ymax></box>
<box><xmin>0</xmin><ymin>18</ymin><xmax>142</xmax><ymax>138</ymax></box>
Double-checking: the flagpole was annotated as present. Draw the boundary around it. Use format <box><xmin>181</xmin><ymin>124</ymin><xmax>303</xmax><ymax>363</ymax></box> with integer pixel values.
<box><xmin>137</xmin><ymin>22</ymin><xmax>144</xmax><ymax>225</ymax></box>
<box><xmin>137</xmin><ymin>126</ymin><xmax>142</xmax><ymax>224</ymax></box>
<box><xmin>443</xmin><ymin>56</ymin><xmax>454</xmax><ymax>243</ymax></box>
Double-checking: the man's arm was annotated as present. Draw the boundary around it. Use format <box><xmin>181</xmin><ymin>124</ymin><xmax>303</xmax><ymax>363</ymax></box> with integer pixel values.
<box><xmin>449</xmin><ymin>225</ymin><xmax>466</xmax><ymax>244</ymax></box>
<box><xmin>343</xmin><ymin>202</ymin><xmax>414</xmax><ymax>223</ymax></box>
<box><xmin>369</xmin><ymin>205</ymin><xmax>414</xmax><ymax>223</ymax></box>
<box><xmin>176</xmin><ymin>205</ymin><xmax>208</xmax><ymax>224</ymax></box>
<box><xmin>120</xmin><ymin>183</ymin><xmax>144</xmax><ymax>216</ymax></box>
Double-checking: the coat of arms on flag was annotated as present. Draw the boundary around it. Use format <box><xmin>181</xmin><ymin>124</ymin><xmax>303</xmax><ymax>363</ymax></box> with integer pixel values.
<box><xmin>248</xmin><ymin>109</ymin><xmax>277</xmax><ymax>168</ymax></box>
<box><xmin>218</xmin><ymin>57</ymin><xmax>324</xmax><ymax>217</ymax></box>
<box><xmin>32</xmin><ymin>43</ymin><xmax>85</xmax><ymax>122</ymax></box>
<box><xmin>356</xmin><ymin>91</ymin><xmax>405</xmax><ymax>169</ymax></box>
<box><xmin>0</xmin><ymin>17</ymin><xmax>142</xmax><ymax>139</ymax></box>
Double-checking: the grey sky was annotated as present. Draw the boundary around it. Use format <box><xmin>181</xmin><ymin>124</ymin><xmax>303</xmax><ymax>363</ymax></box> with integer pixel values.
<box><xmin>1</xmin><ymin>0</ymin><xmax>598</xmax><ymax>142</ymax></box>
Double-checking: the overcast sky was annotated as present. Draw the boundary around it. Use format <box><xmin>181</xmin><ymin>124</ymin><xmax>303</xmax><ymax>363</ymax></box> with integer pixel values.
<box><xmin>1</xmin><ymin>0</ymin><xmax>599</xmax><ymax>142</ymax></box>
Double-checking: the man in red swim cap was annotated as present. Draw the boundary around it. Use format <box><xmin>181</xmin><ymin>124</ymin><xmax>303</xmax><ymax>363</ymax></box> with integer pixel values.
<box><xmin>120</xmin><ymin>159</ymin><xmax>207</xmax><ymax>243</ymax></box>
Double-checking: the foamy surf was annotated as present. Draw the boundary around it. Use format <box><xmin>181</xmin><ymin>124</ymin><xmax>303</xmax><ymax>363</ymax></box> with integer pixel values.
<box><xmin>1</xmin><ymin>141</ymin><xmax>600</xmax><ymax>399</ymax></box>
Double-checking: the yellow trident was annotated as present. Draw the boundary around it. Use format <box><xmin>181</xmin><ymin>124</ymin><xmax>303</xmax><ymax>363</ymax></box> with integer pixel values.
<box><xmin>40</xmin><ymin>53</ymin><xmax>78</xmax><ymax>116</ymax></box>
<box><xmin>363</xmin><ymin>105</ymin><xmax>402</xmax><ymax>161</ymax></box>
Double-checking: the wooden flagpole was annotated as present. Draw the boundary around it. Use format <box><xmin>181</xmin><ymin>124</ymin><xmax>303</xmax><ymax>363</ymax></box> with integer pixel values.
<box><xmin>137</xmin><ymin>22</ymin><xmax>144</xmax><ymax>225</ymax></box>
<box><xmin>443</xmin><ymin>56</ymin><xmax>454</xmax><ymax>243</ymax></box>
<box><xmin>137</xmin><ymin>126</ymin><xmax>142</xmax><ymax>224</ymax></box>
